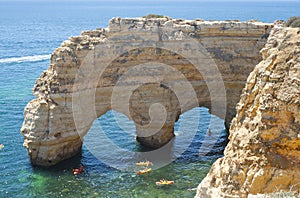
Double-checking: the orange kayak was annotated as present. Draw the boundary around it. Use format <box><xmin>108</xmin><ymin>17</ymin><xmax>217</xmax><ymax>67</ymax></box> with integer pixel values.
<box><xmin>156</xmin><ymin>180</ymin><xmax>174</xmax><ymax>186</ymax></box>
<box><xmin>137</xmin><ymin>168</ymin><xmax>151</xmax><ymax>175</ymax></box>
<box><xmin>136</xmin><ymin>161</ymin><xmax>153</xmax><ymax>166</ymax></box>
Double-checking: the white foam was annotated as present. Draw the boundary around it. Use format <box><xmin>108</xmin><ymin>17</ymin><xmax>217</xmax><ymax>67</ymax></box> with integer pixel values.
<box><xmin>0</xmin><ymin>54</ymin><xmax>51</xmax><ymax>64</ymax></box>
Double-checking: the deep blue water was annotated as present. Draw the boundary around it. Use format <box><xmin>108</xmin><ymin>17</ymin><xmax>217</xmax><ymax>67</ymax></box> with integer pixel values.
<box><xmin>0</xmin><ymin>1</ymin><xmax>299</xmax><ymax>197</ymax></box>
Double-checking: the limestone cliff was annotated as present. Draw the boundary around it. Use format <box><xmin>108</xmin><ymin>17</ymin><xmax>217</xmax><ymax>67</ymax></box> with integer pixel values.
<box><xmin>196</xmin><ymin>27</ymin><xmax>300</xmax><ymax>197</ymax></box>
<box><xmin>20</xmin><ymin>17</ymin><xmax>271</xmax><ymax>166</ymax></box>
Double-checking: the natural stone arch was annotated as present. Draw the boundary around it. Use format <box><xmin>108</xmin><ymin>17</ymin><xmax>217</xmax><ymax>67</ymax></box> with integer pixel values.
<box><xmin>90</xmin><ymin>47</ymin><xmax>216</xmax><ymax>148</ymax></box>
<box><xmin>21</xmin><ymin>17</ymin><xmax>272</xmax><ymax>166</ymax></box>
<box><xmin>72</xmin><ymin>30</ymin><xmax>225</xmax><ymax>152</ymax></box>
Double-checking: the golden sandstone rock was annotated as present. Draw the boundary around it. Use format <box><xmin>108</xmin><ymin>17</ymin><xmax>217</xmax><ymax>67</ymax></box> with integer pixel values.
<box><xmin>196</xmin><ymin>27</ymin><xmax>300</xmax><ymax>197</ymax></box>
<box><xmin>20</xmin><ymin>17</ymin><xmax>299</xmax><ymax>197</ymax></box>
<box><xmin>21</xmin><ymin>17</ymin><xmax>271</xmax><ymax>167</ymax></box>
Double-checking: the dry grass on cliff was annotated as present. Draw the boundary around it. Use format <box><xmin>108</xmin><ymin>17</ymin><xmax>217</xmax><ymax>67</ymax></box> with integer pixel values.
<box><xmin>250</xmin><ymin>185</ymin><xmax>300</xmax><ymax>198</ymax></box>
<box><xmin>285</xmin><ymin>16</ymin><xmax>300</xmax><ymax>28</ymax></box>
<box><xmin>262</xmin><ymin>191</ymin><xmax>300</xmax><ymax>198</ymax></box>
<box><xmin>250</xmin><ymin>192</ymin><xmax>299</xmax><ymax>198</ymax></box>
<box><xmin>266</xmin><ymin>183</ymin><xmax>300</xmax><ymax>198</ymax></box>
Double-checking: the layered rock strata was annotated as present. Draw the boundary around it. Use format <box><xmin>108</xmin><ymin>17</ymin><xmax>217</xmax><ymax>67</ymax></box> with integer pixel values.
<box><xmin>21</xmin><ymin>17</ymin><xmax>271</xmax><ymax>166</ymax></box>
<box><xmin>196</xmin><ymin>27</ymin><xmax>300</xmax><ymax>197</ymax></box>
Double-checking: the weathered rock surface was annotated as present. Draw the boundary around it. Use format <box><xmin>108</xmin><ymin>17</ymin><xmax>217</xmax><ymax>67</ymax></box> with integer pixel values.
<box><xmin>196</xmin><ymin>27</ymin><xmax>300</xmax><ymax>197</ymax></box>
<box><xmin>20</xmin><ymin>17</ymin><xmax>272</xmax><ymax>166</ymax></box>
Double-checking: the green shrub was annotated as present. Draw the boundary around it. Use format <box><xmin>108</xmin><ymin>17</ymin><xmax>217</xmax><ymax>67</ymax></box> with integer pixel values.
<box><xmin>195</xmin><ymin>18</ymin><xmax>204</xmax><ymax>22</ymax></box>
<box><xmin>225</xmin><ymin>19</ymin><xmax>240</xmax><ymax>22</ymax></box>
<box><xmin>290</xmin><ymin>18</ymin><xmax>300</xmax><ymax>28</ymax></box>
<box><xmin>285</xmin><ymin>16</ymin><xmax>300</xmax><ymax>27</ymax></box>
<box><xmin>248</xmin><ymin>19</ymin><xmax>259</xmax><ymax>22</ymax></box>
<box><xmin>142</xmin><ymin>14</ymin><xmax>165</xmax><ymax>19</ymax></box>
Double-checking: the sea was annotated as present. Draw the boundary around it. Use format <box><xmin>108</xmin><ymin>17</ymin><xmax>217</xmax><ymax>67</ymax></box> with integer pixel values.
<box><xmin>0</xmin><ymin>0</ymin><xmax>299</xmax><ymax>197</ymax></box>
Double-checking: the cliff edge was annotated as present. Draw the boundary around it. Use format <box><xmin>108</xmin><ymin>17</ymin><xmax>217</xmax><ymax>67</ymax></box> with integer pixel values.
<box><xmin>196</xmin><ymin>27</ymin><xmax>300</xmax><ymax>197</ymax></box>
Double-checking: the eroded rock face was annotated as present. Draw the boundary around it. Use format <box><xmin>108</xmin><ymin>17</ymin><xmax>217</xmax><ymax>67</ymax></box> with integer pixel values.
<box><xmin>196</xmin><ymin>27</ymin><xmax>300</xmax><ymax>197</ymax></box>
<box><xmin>20</xmin><ymin>17</ymin><xmax>271</xmax><ymax>166</ymax></box>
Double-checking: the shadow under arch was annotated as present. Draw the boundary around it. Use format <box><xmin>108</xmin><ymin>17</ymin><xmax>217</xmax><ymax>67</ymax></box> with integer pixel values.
<box><xmin>82</xmin><ymin>106</ymin><xmax>228</xmax><ymax>170</ymax></box>
<box><xmin>85</xmin><ymin>109</ymin><xmax>152</xmax><ymax>153</ymax></box>
<box><xmin>174</xmin><ymin>107</ymin><xmax>229</xmax><ymax>163</ymax></box>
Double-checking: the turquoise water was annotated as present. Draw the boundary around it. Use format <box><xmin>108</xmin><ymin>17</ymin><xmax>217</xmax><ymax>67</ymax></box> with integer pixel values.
<box><xmin>0</xmin><ymin>1</ymin><xmax>299</xmax><ymax>197</ymax></box>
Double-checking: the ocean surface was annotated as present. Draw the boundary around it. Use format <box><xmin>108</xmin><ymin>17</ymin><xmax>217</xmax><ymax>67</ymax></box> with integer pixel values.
<box><xmin>0</xmin><ymin>1</ymin><xmax>299</xmax><ymax>197</ymax></box>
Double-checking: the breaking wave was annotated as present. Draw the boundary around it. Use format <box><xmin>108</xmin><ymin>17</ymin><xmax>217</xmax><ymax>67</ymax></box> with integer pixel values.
<box><xmin>0</xmin><ymin>54</ymin><xmax>51</xmax><ymax>64</ymax></box>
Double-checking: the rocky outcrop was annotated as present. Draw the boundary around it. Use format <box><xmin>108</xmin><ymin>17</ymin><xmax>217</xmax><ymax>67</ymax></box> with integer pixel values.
<box><xmin>196</xmin><ymin>27</ymin><xmax>300</xmax><ymax>197</ymax></box>
<box><xmin>20</xmin><ymin>17</ymin><xmax>272</xmax><ymax>166</ymax></box>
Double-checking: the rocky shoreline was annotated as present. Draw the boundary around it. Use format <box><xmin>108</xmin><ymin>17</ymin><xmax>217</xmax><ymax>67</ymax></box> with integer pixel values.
<box><xmin>196</xmin><ymin>27</ymin><xmax>300</xmax><ymax>197</ymax></box>
<box><xmin>20</xmin><ymin>17</ymin><xmax>299</xmax><ymax>197</ymax></box>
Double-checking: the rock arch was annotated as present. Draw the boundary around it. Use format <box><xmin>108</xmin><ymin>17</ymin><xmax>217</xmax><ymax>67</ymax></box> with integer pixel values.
<box><xmin>21</xmin><ymin>17</ymin><xmax>272</xmax><ymax>166</ymax></box>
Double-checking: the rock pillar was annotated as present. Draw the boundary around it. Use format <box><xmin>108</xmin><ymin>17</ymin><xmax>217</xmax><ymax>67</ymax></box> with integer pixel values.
<box><xmin>129</xmin><ymin>83</ymin><xmax>180</xmax><ymax>148</ymax></box>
